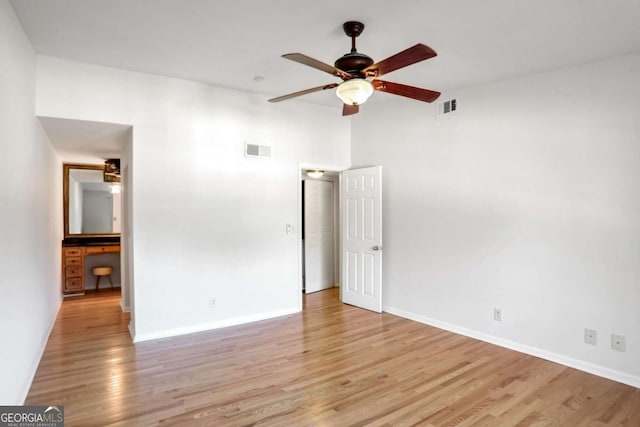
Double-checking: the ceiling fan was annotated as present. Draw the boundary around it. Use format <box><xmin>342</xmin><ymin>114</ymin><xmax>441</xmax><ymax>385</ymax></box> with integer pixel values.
<box><xmin>268</xmin><ymin>21</ymin><xmax>441</xmax><ymax>116</ymax></box>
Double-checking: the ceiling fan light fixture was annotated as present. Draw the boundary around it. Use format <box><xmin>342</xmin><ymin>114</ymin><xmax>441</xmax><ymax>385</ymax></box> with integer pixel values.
<box><xmin>306</xmin><ymin>170</ymin><xmax>324</xmax><ymax>178</ymax></box>
<box><xmin>336</xmin><ymin>78</ymin><xmax>373</xmax><ymax>105</ymax></box>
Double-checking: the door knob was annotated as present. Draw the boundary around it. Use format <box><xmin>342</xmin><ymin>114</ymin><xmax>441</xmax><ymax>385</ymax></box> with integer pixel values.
<box><xmin>372</xmin><ymin>245</ymin><xmax>382</xmax><ymax>251</ymax></box>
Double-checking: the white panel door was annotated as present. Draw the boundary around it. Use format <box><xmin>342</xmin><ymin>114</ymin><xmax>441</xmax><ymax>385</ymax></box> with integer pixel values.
<box><xmin>304</xmin><ymin>180</ymin><xmax>335</xmax><ymax>293</ymax></box>
<box><xmin>341</xmin><ymin>166</ymin><xmax>382</xmax><ymax>312</ymax></box>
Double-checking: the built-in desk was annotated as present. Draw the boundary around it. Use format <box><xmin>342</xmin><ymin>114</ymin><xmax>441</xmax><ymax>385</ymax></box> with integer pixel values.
<box><xmin>62</xmin><ymin>244</ymin><xmax>120</xmax><ymax>294</ymax></box>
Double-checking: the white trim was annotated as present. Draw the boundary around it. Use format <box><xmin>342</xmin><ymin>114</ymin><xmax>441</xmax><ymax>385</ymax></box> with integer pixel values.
<box><xmin>132</xmin><ymin>307</ymin><xmax>300</xmax><ymax>343</ymax></box>
<box><xmin>62</xmin><ymin>292</ymin><xmax>84</xmax><ymax>297</ymax></box>
<box><xmin>120</xmin><ymin>300</ymin><xmax>130</xmax><ymax>312</ymax></box>
<box><xmin>383</xmin><ymin>305</ymin><xmax>640</xmax><ymax>389</ymax></box>
<box><xmin>128</xmin><ymin>322</ymin><xmax>135</xmax><ymax>340</ymax></box>
<box><xmin>299</xmin><ymin>163</ymin><xmax>348</xmax><ymax>173</ymax></box>
<box><xmin>21</xmin><ymin>295</ymin><xmax>63</xmax><ymax>404</ymax></box>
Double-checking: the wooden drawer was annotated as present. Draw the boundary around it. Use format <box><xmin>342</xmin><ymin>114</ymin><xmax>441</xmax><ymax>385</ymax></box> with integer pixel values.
<box><xmin>64</xmin><ymin>278</ymin><xmax>83</xmax><ymax>291</ymax></box>
<box><xmin>85</xmin><ymin>245</ymin><xmax>120</xmax><ymax>255</ymax></box>
<box><xmin>65</xmin><ymin>266</ymin><xmax>82</xmax><ymax>278</ymax></box>
<box><xmin>64</xmin><ymin>248</ymin><xmax>83</xmax><ymax>257</ymax></box>
<box><xmin>65</xmin><ymin>256</ymin><xmax>82</xmax><ymax>266</ymax></box>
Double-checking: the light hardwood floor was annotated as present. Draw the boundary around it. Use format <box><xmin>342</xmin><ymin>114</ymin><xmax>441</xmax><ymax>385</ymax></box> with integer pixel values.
<box><xmin>27</xmin><ymin>288</ymin><xmax>639</xmax><ymax>426</ymax></box>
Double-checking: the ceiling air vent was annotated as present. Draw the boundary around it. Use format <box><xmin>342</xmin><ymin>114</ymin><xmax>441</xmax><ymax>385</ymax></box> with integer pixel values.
<box><xmin>437</xmin><ymin>98</ymin><xmax>457</xmax><ymax>117</ymax></box>
<box><xmin>244</xmin><ymin>142</ymin><xmax>271</xmax><ymax>159</ymax></box>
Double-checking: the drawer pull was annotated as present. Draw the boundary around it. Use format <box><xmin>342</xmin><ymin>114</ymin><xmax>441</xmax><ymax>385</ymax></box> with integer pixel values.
<box><xmin>85</xmin><ymin>246</ymin><xmax>120</xmax><ymax>254</ymax></box>
<box><xmin>65</xmin><ymin>266</ymin><xmax>81</xmax><ymax>277</ymax></box>
<box><xmin>65</xmin><ymin>278</ymin><xmax>82</xmax><ymax>291</ymax></box>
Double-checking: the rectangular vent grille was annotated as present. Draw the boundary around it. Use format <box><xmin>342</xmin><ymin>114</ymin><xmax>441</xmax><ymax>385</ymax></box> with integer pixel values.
<box><xmin>437</xmin><ymin>98</ymin><xmax>457</xmax><ymax>117</ymax></box>
<box><xmin>244</xmin><ymin>143</ymin><xmax>271</xmax><ymax>159</ymax></box>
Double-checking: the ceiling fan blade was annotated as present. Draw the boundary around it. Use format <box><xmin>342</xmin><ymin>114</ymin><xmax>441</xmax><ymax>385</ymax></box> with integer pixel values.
<box><xmin>372</xmin><ymin>80</ymin><xmax>441</xmax><ymax>103</ymax></box>
<box><xmin>282</xmin><ymin>53</ymin><xmax>352</xmax><ymax>80</ymax></box>
<box><xmin>363</xmin><ymin>44</ymin><xmax>437</xmax><ymax>78</ymax></box>
<box><xmin>342</xmin><ymin>104</ymin><xmax>359</xmax><ymax>116</ymax></box>
<box><xmin>268</xmin><ymin>83</ymin><xmax>338</xmax><ymax>103</ymax></box>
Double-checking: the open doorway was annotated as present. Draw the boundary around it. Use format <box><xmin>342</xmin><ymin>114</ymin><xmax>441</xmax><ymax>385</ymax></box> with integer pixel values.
<box><xmin>299</xmin><ymin>166</ymin><xmax>343</xmax><ymax>301</ymax></box>
<box><xmin>38</xmin><ymin>117</ymin><xmax>134</xmax><ymax>328</ymax></box>
<box><xmin>298</xmin><ymin>165</ymin><xmax>384</xmax><ymax>313</ymax></box>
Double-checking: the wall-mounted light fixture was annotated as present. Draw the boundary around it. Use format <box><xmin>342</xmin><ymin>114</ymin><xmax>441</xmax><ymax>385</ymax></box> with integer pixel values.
<box><xmin>306</xmin><ymin>170</ymin><xmax>325</xmax><ymax>178</ymax></box>
<box><xmin>104</xmin><ymin>159</ymin><xmax>121</xmax><ymax>183</ymax></box>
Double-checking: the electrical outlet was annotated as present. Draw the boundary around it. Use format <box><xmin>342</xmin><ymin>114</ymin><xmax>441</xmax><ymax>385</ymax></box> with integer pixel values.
<box><xmin>493</xmin><ymin>308</ymin><xmax>502</xmax><ymax>322</ymax></box>
<box><xmin>611</xmin><ymin>334</ymin><xmax>626</xmax><ymax>352</ymax></box>
<box><xmin>584</xmin><ymin>328</ymin><xmax>597</xmax><ymax>345</ymax></box>
<box><xmin>209</xmin><ymin>298</ymin><xmax>216</xmax><ymax>309</ymax></box>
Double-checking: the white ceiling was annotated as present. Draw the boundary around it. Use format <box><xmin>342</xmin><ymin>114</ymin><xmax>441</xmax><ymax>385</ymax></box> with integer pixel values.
<box><xmin>38</xmin><ymin>117</ymin><xmax>130</xmax><ymax>163</ymax></box>
<box><xmin>12</xmin><ymin>0</ymin><xmax>640</xmax><ymax>108</ymax></box>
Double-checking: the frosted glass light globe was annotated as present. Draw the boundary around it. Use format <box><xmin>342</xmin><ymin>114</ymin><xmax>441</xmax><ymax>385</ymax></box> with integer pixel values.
<box><xmin>336</xmin><ymin>79</ymin><xmax>374</xmax><ymax>105</ymax></box>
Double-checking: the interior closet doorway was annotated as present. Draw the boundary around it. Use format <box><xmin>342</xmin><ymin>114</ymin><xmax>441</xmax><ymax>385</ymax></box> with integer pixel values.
<box><xmin>300</xmin><ymin>167</ymin><xmax>342</xmax><ymax>296</ymax></box>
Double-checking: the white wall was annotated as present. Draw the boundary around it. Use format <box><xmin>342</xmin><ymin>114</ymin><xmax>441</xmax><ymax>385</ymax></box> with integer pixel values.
<box><xmin>120</xmin><ymin>129</ymin><xmax>134</xmax><ymax>317</ymax></box>
<box><xmin>36</xmin><ymin>56</ymin><xmax>351</xmax><ymax>341</ymax></box>
<box><xmin>0</xmin><ymin>0</ymin><xmax>62</xmax><ymax>404</ymax></box>
<box><xmin>68</xmin><ymin>175</ymin><xmax>82</xmax><ymax>233</ymax></box>
<box><xmin>112</xmin><ymin>191</ymin><xmax>121</xmax><ymax>233</ymax></box>
<box><xmin>351</xmin><ymin>53</ymin><xmax>640</xmax><ymax>387</ymax></box>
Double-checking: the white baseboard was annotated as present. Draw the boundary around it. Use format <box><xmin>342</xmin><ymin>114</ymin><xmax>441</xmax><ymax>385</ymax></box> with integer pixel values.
<box><xmin>132</xmin><ymin>307</ymin><xmax>301</xmax><ymax>343</ymax></box>
<box><xmin>128</xmin><ymin>322</ymin><xmax>135</xmax><ymax>341</ymax></box>
<box><xmin>383</xmin><ymin>305</ymin><xmax>640</xmax><ymax>389</ymax></box>
<box><xmin>21</xmin><ymin>294</ymin><xmax>63</xmax><ymax>404</ymax></box>
<box><xmin>120</xmin><ymin>300</ymin><xmax>130</xmax><ymax>312</ymax></box>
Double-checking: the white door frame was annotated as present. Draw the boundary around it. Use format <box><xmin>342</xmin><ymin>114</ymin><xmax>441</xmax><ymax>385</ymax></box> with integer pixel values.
<box><xmin>297</xmin><ymin>163</ymin><xmax>347</xmax><ymax>311</ymax></box>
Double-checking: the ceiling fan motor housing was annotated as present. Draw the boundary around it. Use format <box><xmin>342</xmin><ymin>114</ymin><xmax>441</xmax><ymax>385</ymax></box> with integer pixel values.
<box><xmin>335</xmin><ymin>21</ymin><xmax>374</xmax><ymax>77</ymax></box>
<box><xmin>334</xmin><ymin>52</ymin><xmax>374</xmax><ymax>76</ymax></box>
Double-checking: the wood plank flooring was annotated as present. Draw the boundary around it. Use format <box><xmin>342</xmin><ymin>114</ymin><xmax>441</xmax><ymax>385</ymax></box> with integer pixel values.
<box><xmin>27</xmin><ymin>288</ymin><xmax>639</xmax><ymax>426</ymax></box>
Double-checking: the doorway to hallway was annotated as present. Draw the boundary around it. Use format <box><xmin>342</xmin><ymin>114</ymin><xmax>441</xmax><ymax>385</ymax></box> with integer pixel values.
<box><xmin>302</xmin><ymin>176</ymin><xmax>337</xmax><ymax>294</ymax></box>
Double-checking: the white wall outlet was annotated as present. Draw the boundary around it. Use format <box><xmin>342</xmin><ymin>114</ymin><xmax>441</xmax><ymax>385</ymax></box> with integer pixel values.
<box><xmin>584</xmin><ymin>328</ymin><xmax>597</xmax><ymax>345</ymax></box>
<box><xmin>286</xmin><ymin>224</ymin><xmax>293</xmax><ymax>234</ymax></box>
<box><xmin>611</xmin><ymin>334</ymin><xmax>626</xmax><ymax>352</ymax></box>
<box><xmin>493</xmin><ymin>308</ymin><xmax>502</xmax><ymax>322</ymax></box>
<box><xmin>209</xmin><ymin>298</ymin><xmax>216</xmax><ymax>309</ymax></box>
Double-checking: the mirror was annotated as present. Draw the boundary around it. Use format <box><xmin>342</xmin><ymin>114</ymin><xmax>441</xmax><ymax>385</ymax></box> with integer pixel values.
<box><xmin>64</xmin><ymin>164</ymin><xmax>121</xmax><ymax>238</ymax></box>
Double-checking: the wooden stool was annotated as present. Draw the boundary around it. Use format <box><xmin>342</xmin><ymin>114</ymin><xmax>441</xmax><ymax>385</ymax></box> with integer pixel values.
<box><xmin>92</xmin><ymin>266</ymin><xmax>114</xmax><ymax>291</ymax></box>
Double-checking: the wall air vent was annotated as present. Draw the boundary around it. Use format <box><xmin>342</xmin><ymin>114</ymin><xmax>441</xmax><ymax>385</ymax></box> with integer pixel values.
<box><xmin>244</xmin><ymin>142</ymin><xmax>272</xmax><ymax>159</ymax></box>
<box><xmin>437</xmin><ymin>98</ymin><xmax>457</xmax><ymax>117</ymax></box>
